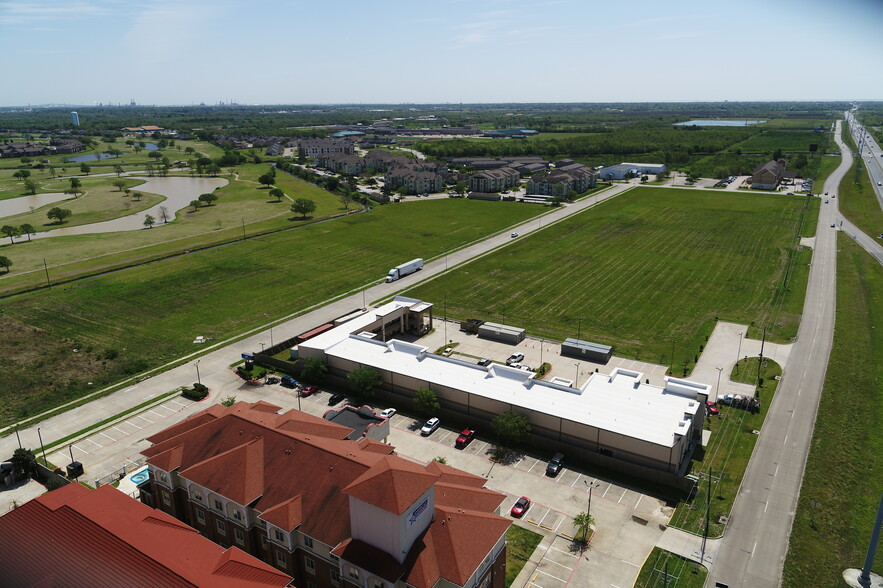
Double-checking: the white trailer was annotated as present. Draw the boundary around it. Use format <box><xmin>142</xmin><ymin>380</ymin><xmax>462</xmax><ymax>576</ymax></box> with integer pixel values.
<box><xmin>386</xmin><ymin>258</ymin><xmax>424</xmax><ymax>282</ymax></box>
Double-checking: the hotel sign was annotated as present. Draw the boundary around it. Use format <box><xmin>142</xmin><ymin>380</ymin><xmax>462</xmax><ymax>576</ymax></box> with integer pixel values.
<box><xmin>408</xmin><ymin>498</ymin><xmax>429</xmax><ymax>528</ymax></box>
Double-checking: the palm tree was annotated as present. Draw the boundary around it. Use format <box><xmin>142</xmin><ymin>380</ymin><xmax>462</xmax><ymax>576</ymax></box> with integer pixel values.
<box><xmin>571</xmin><ymin>512</ymin><xmax>594</xmax><ymax>544</ymax></box>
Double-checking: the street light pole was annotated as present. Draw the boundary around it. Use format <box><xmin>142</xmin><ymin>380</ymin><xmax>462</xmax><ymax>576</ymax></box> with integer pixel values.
<box><xmin>584</xmin><ymin>480</ymin><xmax>599</xmax><ymax>542</ymax></box>
<box><xmin>195</xmin><ymin>360</ymin><xmax>201</xmax><ymax>386</ymax></box>
<box><xmin>736</xmin><ymin>332</ymin><xmax>744</xmax><ymax>367</ymax></box>
<box><xmin>574</xmin><ymin>363</ymin><xmax>579</xmax><ymax>388</ymax></box>
<box><xmin>715</xmin><ymin>366</ymin><xmax>723</xmax><ymax>399</ymax></box>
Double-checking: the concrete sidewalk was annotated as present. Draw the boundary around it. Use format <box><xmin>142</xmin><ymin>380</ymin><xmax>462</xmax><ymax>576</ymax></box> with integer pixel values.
<box><xmin>656</xmin><ymin>526</ymin><xmax>720</xmax><ymax>567</ymax></box>
<box><xmin>691</xmin><ymin>321</ymin><xmax>792</xmax><ymax>401</ymax></box>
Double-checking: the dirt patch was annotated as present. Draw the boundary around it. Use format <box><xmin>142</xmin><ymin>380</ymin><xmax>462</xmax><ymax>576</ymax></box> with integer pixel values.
<box><xmin>0</xmin><ymin>315</ymin><xmax>124</xmax><ymax>425</ymax></box>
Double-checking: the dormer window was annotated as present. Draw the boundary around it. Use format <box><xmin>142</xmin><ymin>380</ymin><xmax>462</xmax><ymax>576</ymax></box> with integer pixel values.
<box><xmin>214</xmin><ymin>499</ymin><xmax>223</xmax><ymax>511</ymax></box>
<box><xmin>274</xmin><ymin>529</ymin><xmax>284</xmax><ymax>542</ymax></box>
<box><xmin>232</xmin><ymin>510</ymin><xmax>241</xmax><ymax>520</ymax></box>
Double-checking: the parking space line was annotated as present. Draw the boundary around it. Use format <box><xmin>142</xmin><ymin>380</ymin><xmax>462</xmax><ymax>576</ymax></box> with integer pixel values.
<box><xmin>148</xmin><ymin>409</ymin><xmax>166</xmax><ymax>419</ymax></box>
<box><xmin>112</xmin><ymin>426</ymin><xmax>130</xmax><ymax>436</ymax></box>
<box><xmin>527</xmin><ymin>459</ymin><xmax>538</xmax><ymax>473</ymax></box>
<box><xmin>134</xmin><ymin>414</ymin><xmax>153</xmax><ymax>424</ymax></box>
<box><xmin>124</xmin><ymin>420</ymin><xmax>144</xmax><ymax>429</ymax></box>
<box><xmin>536</xmin><ymin>568</ymin><xmax>569</xmax><ymax>583</ymax></box>
<box><xmin>98</xmin><ymin>432</ymin><xmax>116</xmax><ymax>442</ymax></box>
<box><xmin>635</xmin><ymin>495</ymin><xmax>643</xmax><ymax>510</ymax></box>
<box><xmin>543</xmin><ymin>559</ymin><xmax>574</xmax><ymax>572</ymax></box>
<box><xmin>617</xmin><ymin>489</ymin><xmax>627</xmax><ymax>503</ymax></box>
<box><xmin>602</xmin><ymin>484</ymin><xmax>611</xmax><ymax>498</ymax></box>
<box><xmin>84</xmin><ymin>438</ymin><xmax>103</xmax><ymax>449</ymax></box>
<box><xmin>570</xmin><ymin>473</ymin><xmax>582</xmax><ymax>487</ymax></box>
<box><xmin>549</xmin><ymin>546</ymin><xmax>579</xmax><ymax>559</ymax></box>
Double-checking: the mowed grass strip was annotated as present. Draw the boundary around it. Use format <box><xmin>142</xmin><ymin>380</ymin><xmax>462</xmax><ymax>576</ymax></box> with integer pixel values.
<box><xmin>405</xmin><ymin>187</ymin><xmax>817</xmax><ymax>366</ymax></box>
<box><xmin>838</xmin><ymin>156</ymin><xmax>883</xmax><ymax>238</ymax></box>
<box><xmin>634</xmin><ymin>547</ymin><xmax>707</xmax><ymax>588</ymax></box>
<box><xmin>0</xmin><ymin>199</ymin><xmax>540</xmax><ymax>424</ymax></box>
<box><xmin>782</xmin><ymin>237</ymin><xmax>883</xmax><ymax>586</ymax></box>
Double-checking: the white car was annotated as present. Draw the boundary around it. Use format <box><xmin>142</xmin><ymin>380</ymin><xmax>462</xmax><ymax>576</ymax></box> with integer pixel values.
<box><xmin>510</xmin><ymin>232</ymin><xmax>519</xmax><ymax>238</ymax></box>
<box><xmin>380</xmin><ymin>408</ymin><xmax>396</xmax><ymax>419</ymax></box>
<box><xmin>506</xmin><ymin>352</ymin><xmax>525</xmax><ymax>365</ymax></box>
<box><xmin>421</xmin><ymin>417</ymin><xmax>440</xmax><ymax>436</ymax></box>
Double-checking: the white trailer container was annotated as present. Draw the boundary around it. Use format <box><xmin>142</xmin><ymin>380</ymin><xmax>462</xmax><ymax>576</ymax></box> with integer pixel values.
<box><xmin>386</xmin><ymin>258</ymin><xmax>424</xmax><ymax>282</ymax></box>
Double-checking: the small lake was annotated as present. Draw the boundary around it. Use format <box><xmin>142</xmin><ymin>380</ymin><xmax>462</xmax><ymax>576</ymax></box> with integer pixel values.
<box><xmin>65</xmin><ymin>143</ymin><xmax>159</xmax><ymax>162</ymax></box>
<box><xmin>674</xmin><ymin>120</ymin><xmax>767</xmax><ymax>127</ymax></box>
<box><xmin>0</xmin><ymin>192</ymin><xmax>72</xmax><ymax>218</ymax></box>
<box><xmin>4</xmin><ymin>176</ymin><xmax>228</xmax><ymax>242</ymax></box>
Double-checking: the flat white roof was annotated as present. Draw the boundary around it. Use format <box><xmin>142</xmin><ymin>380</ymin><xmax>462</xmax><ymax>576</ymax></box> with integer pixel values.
<box><xmin>305</xmin><ymin>303</ymin><xmax>708</xmax><ymax>447</ymax></box>
<box><xmin>301</xmin><ymin>297</ymin><xmax>423</xmax><ymax>352</ymax></box>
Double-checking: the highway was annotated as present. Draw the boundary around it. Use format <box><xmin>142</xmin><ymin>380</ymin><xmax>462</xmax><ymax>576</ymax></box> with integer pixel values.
<box><xmin>845</xmin><ymin>111</ymin><xmax>883</xmax><ymax>213</ymax></box>
<box><xmin>705</xmin><ymin>120</ymin><xmax>851</xmax><ymax>587</ymax></box>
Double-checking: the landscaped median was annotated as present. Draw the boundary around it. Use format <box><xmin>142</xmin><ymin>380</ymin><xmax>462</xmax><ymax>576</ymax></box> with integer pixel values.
<box><xmin>635</xmin><ymin>547</ymin><xmax>707</xmax><ymax>588</ymax></box>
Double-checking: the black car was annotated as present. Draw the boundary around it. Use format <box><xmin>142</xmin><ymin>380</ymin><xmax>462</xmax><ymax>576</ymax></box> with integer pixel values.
<box><xmin>546</xmin><ymin>453</ymin><xmax>564</xmax><ymax>476</ymax></box>
<box><xmin>328</xmin><ymin>392</ymin><xmax>346</xmax><ymax>405</ymax></box>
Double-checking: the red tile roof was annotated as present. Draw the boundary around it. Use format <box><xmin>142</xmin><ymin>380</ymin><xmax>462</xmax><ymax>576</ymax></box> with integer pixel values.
<box><xmin>343</xmin><ymin>455</ymin><xmax>439</xmax><ymax>515</ymax></box>
<box><xmin>182</xmin><ymin>437</ymin><xmax>265</xmax><ymax>506</ymax></box>
<box><xmin>0</xmin><ymin>483</ymin><xmax>291</xmax><ymax>588</ymax></box>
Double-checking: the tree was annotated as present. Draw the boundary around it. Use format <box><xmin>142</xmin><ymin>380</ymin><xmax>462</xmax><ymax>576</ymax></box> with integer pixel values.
<box><xmin>20</xmin><ymin>157</ymin><xmax>32</xmax><ymax>165</ymax></box>
<box><xmin>0</xmin><ymin>255</ymin><xmax>11</xmax><ymax>272</ymax></box>
<box><xmin>339</xmin><ymin>191</ymin><xmax>354</xmax><ymax>209</ymax></box>
<box><xmin>11</xmin><ymin>448</ymin><xmax>37</xmax><ymax>478</ymax></box>
<box><xmin>12</xmin><ymin>169</ymin><xmax>31</xmax><ymax>181</ymax></box>
<box><xmin>413</xmin><ymin>388</ymin><xmax>441</xmax><ymax>416</ymax></box>
<box><xmin>113</xmin><ymin>179</ymin><xmax>127</xmax><ymax>192</ymax></box>
<box><xmin>455</xmin><ymin>181</ymin><xmax>468</xmax><ymax>196</ymax></box>
<box><xmin>300</xmin><ymin>357</ymin><xmax>329</xmax><ymax>384</ymax></box>
<box><xmin>23</xmin><ymin>179</ymin><xmax>38</xmax><ymax>194</ymax></box>
<box><xmin>491</xmin><ymin>410</ymin><xmax>531</xmax><ymax>446</ymax></box>
<box><xmin>190</xmin><ymin>200</ymin><xmax>201</xmax><ymax>211</ymax></box>
<box><xmin>347</xmin><ymin>367</ymin><xmax>382</xmax><ymax>399</ymax></box>
<box><xmin>47</xmin><ymin>207</ymin><xmax>72</xmax><ymax>224</ymax></box>
<box><xmin>80</xmin><ymin>163</ymin><xmax>90</xmax><ymax>175</ymax></box>
<box><xmin>184</xmin><ymin>146</ymin><xmax>195</xmax><ymax>155</ymax></box>
<box><xmin>148</xmin><ymin>151</ymin><xmax>162</xmax><ymax>160</ymax></box>
<box><xmin>158</xmin><ymin>205</ymin><xmax>170</xmax><ymax>223</ymax></box>
<box><xmin>198</xmin><ymin>192</ymin><xmax>218</xmax><ymax>206</ymax></box>
<box><xmin>143</xmin><ymin>214</ymin><xmax>156</xmax><ymax>229</ymax></box>
<box><xmin>114</xmin><ymin>165</ymin><xmax>124</xmax><ymax>176</ymax></box>
<box><xmin>205</xmin><ymin>163</ymin><xmax>221</xmax><ymax>176</ymax></box>
<box><xmin>571</xmin><ymin>511</ymin><xmax>595</xmax><ymax>544</ymax></box>
<box><xmin>291</xmin><ymin>198</ymin><xmax>317</xmax><ymax>219</ymax></box>
<box><xmin>258</xmin><ymin>173</ymin><xmax>275</xmax><ymax>188</ymax></box>
<box><xmin>19</xmin><ymin>223</ymin><xmax>35</xmax><ymax>241</ymax></box>
<box><xmin>269</xmin><ymin>188</ymin><xmax>285</xmax><ymax>202</ymax></box>
<box><xmin>1</xmin><ymin>225</ymin><xmax>19</xmax><ymax>244</ymax></box>
<box><xmin>133</xmin><ymin>192</ymin><xmax>143</xmax><ymax>201</ymax></box>
<box><xmin>69</xmin><ymin>177</ymin><xmax>82</xmax><ymax>195</ymax></box>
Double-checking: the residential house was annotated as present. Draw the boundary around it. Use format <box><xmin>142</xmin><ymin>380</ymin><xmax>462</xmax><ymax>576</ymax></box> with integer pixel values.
<box><xmin>138</xmin><ymin>401</ymin><xmax>511</xmax><ymax>588</ymax></box>
<box><xmin>0</xmin><ymin>482</ymin><xmax>293</xmax><ymax>587</ymax></box>
<box><xmin>751</xmin><ymin>158</ymin><xmax>787</xmax><ymax>190</ymax></box>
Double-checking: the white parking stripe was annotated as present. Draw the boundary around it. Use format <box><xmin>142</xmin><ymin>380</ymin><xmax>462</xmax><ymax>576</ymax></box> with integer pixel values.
<box><xmin>617</xmin><ymin>489</ymin><xmax>627</xmax><ymax>503</ymax></box>
<box><xmin>571</xmin><ymin>473</ymin><xmax>583</xmax><ymax>487</ymax></box>
<box><xmin>112</xmin><ymin>426</ymin><xmax>129</xmax><ymax>436</ymax></box>
<box><xmin>98</xmin><ymin>432</ymin><xmax>116</xmax><ymax>442</ymax></box>
<box><xmin>84</xmin><ymin>438</ymin><xmax>103</xmax><ymax>448</ymax></box>
<box><xmin>635</xmin><ymin>495</ymin><xmax>643</xmax><ymax>510</ymax></box>
<box><xmin>124</xmin><ymin>420</ymin><xmax>143</xmax><ymax>429</ymax></box>
<box><xmin>527</xmin><ymin>459</ymin><xmax>538</xmax><ymax>473</ymax></box>
<box><xmin>542</xmin><ymin>559</ymin><xmax>574</xmax><ymax>572</ymax></box>
<box><xmin>536</xmin><ymin>568</ymin><xmax>569</xmax><ymax>583</ymax></box>
<box><xmin>602</xmin><ymin>484</ymin><xmax>611</xmax><ymax>498</ymax></box>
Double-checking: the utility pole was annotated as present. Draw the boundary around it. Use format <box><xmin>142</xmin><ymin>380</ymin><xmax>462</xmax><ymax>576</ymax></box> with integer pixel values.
<box><xmin>757</xmin><ymin>326</ymin><xmax>767</xmax><ymax>392</ymax></box>
<box><xmin>43</xmin><ymin>258</ymin><xmax>51</xmax><ymax>287</ymax></box>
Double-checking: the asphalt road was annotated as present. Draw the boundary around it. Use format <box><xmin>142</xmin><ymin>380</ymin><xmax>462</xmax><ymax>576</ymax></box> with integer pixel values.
<box><xmin>705</xmin><ymin>120</ymin><xmax>849</xmax><ymax>587</ymax></box>
<box><xmin>845</xmin><ymin>111</ymin><xmax>883</xmax><ymax>212</ymax></box>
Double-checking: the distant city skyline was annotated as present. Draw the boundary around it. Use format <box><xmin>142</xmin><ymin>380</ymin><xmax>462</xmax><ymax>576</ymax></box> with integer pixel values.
<box><xmin>1</xmin><ymin>0</ymin><xmax>882</xmax><ymax>107</ymax></box>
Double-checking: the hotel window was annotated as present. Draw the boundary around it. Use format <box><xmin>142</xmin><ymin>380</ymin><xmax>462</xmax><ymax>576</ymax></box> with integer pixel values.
<box><xmin>159</xmin><ymin>472</ymin><xmax>168</xmax><ymax>483</ymax></box>
<box><xmin>261</xmin><ymin>535</ymin><xmax>268</xmax><ymax>547</ymax></box>
<box><xmin>214</xmin><ymin>499</ymin><xmax>223</xmax><ymax>511</ymax></box>
<box><xmin>330</xmin><ymin>554</ymin><xmax>340</xmax><ymax>562</ymax></box>
<box><xmin>348</xmin><ymin>568</ymin><xmax>360</xmax><ymax>580</ymax></box>
<box><xmin>234</xmin><ymin>528</ymin><xmax>245</xmax><ymax>546</ymax></box>
<box><xmin>274</xmin><ymin>529</ymin><xmax>284</xmax><ymax>542</ymax></box>
<box><xmin>275</xmin><ymin>551</ymin><xmax>287</xmax><ymax>567</ymax></box>
<box><xmin>196</xmin><ymin>509</ymin><xmax>205</xmax><ymax>524</ymax></box>
<box><xmin>305</xmin><ymin>557</ymin><xmax>315</xmax><ymax>574</ymax></box>
<box><xmin>193</xmin><ymin>491</ymin><xmax>203</xmax><ymax>503</ymax></box>
<box><xmin>330</xmin><ymin>570</ymin><xmax>341</xmax><ymax>587</ymax></box>
<box><xmin>216</xmin><ymin>519</ymin><xmax>226</xmax><ymax>535</ymax></box>
<box><xmin>161</xmin><ymin>491</ymin><xmax>171</xmax><ymax>506</ymax></box>
<box><xmin>304</xmin><ymin>536</ymin><xmax>314</xmax><ymax>549</ymax></box>
<box><xmin>373</xmin><ymin>581</ymin><xmax>384</xmax><ymax>588</ymax></box>
<box><xmin>232</xmin><ymin>510</ymin><xmax>241</xmax><ymax>521</ymax></box>
<box><xmin>308</xmin><ymin>582</ymin><xmax>317</xmax><ymax>588</ymax></box>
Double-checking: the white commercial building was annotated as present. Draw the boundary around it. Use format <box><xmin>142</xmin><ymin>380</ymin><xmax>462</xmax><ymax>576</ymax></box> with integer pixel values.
<box><xmin>298</xmin><ymin>297</ymin><xmax>708</xmax><ymax>480</ymax></box>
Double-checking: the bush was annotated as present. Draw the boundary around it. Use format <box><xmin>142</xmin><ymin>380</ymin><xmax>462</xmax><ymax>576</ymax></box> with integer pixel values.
<box><xmin>182</xmin><ymin>383</ymin><xmax>208</xmax><ymax>400</ymax></box>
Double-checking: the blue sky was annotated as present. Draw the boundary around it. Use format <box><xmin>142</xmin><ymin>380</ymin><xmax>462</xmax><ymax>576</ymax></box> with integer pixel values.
<box><xmin>1</xmin><ymin>0</ymin><xmax>881</xmax><ymax>106</ymax></box>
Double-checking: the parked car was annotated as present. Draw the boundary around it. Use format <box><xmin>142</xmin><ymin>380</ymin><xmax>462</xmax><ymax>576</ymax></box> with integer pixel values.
<box><xmin>825</xmin><ymin>199</ymin><xmax>829</xmax><ymax>203</ymax></box>
<box><xmin>455</xmin><ymin>429</ymin><xmax>476</xmax><ymax>448</ymax></box>
<box><xmin>328</xmin><ymin>392</ymin><xmax>346</xmax><ymax>405</ymax></box>
<box><xmin>517</xmin><ymin>365</ymin><xmax>534</xmax><ymax>373</ymax></box>
<box><xmin>421</xmin><ymin>417</ymin><xmax>440</xmax><ymax>436</ymax></box>
<box><xmin>301</xmin><ymin>385</ymin><xmax>318</xmax><ymax>397</ymax></box>
<box><xmin>264</xmin><ymin>376</ymin><xmax>279</xmax><ymax>385</ymax></box>
<box><xmin>380</xmin><ymin>408</ymin><xmax>397</xmax><ymax>419</ymax></box>
<box><xmin>706</xmin><ymin>401</ymin><xmax>720</xmax><ymax>416</ymax></box>
<box><xmin>546</xmin><ymin>453</ymin><xmax>564</xmax><ymax>477</ymax></box>
<box><xmin>510</xmin><ymin>496</ymin><xmax>531</xmax><ymax>517</ymax></box>
<box><xmin>506</xmin><ymin>352</ymin><xmax>524</xmax><ymax>365</ymax></box>
<box><xmin>280</xmin><ymin>376</ymin><xmax>299</xmax><ymax>389</ymax></box>
<box><xmin>477</xmin><ymin>358</ymin><xmax>492</xmax><ymax>367</ymax></box>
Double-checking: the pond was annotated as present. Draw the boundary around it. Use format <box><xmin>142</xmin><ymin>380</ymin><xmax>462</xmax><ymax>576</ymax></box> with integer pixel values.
<box><xmin>4</xmin><ymin>176</ymin><xmax>228</xmax><ymax>242</ymax></box>
<box><xmin>0</xmin><ymin>192</ymin><xmax>72</xmax><ymax>217</ymax></box>
<box><xmin>673</xmin><ymin>120</ymin><xmax>767</xmax><ymax>127</ymax></box>
<box><xmin>65</xmin><ymin>143</ymin><xmax>159</xmax><ymax>162</ymax></box>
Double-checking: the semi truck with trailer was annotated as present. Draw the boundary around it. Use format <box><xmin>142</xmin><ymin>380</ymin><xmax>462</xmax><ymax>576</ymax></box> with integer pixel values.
<box><xmin>385</xmin><ymin>258</ymin><xmax>424</xmax><ymax>282</ymax></box>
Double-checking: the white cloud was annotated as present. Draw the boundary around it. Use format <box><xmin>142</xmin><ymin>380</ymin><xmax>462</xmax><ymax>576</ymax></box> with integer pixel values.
<box><xmin>0</xmin><ymin>0</ymin><xmax>116</xmax><ymax>25</ymax></box>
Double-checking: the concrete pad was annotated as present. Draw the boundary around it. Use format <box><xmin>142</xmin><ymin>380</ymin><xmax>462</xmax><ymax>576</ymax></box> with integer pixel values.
<box><xmin>0</xmin><ymin>478</ymin><xmax>46</xmax><ymax>511</ymax></box>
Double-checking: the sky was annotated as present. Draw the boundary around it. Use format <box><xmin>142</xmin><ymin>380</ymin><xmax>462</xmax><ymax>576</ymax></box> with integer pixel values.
<box><xmin>1</xmin><ymin>0</ymin><xmax>882</xmax><ymax>106</ymax></box>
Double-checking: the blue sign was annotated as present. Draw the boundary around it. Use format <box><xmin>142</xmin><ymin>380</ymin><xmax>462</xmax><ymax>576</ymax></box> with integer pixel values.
<box><xmin>408</xmin><ymin>497</ymin><xmax>429</xmax><ymax>528</ymax></box>
<box><xmin>241</xmin><ymin>353</ymin><xmax>254</xmax><ymax>360</ymax></box>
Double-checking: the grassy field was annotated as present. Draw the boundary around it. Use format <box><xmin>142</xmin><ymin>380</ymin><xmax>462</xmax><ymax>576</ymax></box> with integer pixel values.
<box><xmin>727</xmin><ymin>129</ymin><xmax>829</xmax><ymax>154</ymax></box>
<box><xmin>404</xmin><ymin>187</ymin><xmax>818</xmax><ymax>370</ymax></box>
<box><xmin>669</xmin><ymin>359</ymin><xmax>780</xmax><ymax>536</ymax></box>
<box><xmin>0</xmin><ymin>199</ymin><xmax>541</xmax><ymax>424</ymax></box>
<box><xmin>505</xmin><ymin>525</ymin><xmax>543</xmax><ymax>586</ymax></box>
<box><xmin>0</xmin><ymin>165</ymin><xmax>349</xmax><ymax>295</ymax></box>
<box><xmin>838</xmin><ymin>155</ymin><xmax>883</xmax><ymax>238</ymax></box>
<box><xmin>634</xmin><ymin>547</ymin><xmax>707</xmax><ymax>588</ymax></box>
<box><xmin>782</xmin><ymin>234</ymin><xmax>883</xmax><ymax>584</ymax></box>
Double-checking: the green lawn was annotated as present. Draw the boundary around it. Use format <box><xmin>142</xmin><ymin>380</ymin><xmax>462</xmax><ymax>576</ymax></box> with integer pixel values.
<box><xmin>634</xmin><ymin>547</ymin><xmax>707</xmax><ymax>588</ymax></box>
<box><xmin>838</xmin><ymin>156</ymin><xmax>883</xmax><ymax>239</ymax></box>
<box><xmin>727</xmin><ymin>129</ymin><xmax>830</xmax><ymax>153</ymax></box>
<box><xmin>505</xmin><ymin>525</ymin><xmax>543</xmax><ymax>586</ymax></box>
<box><xmin>0</xmin><ymin>199</ymin><xmax>541</xmax><ymax>424</ymax></box>
<box><xmin>404</xmin><ymin>187</ymin><xmax>818</xmax><ymax>371</ymax></box>
<box><xmin>782</xmin><ymin>237</ymin><xmax>883</xmax><ymax>585</ymax></box>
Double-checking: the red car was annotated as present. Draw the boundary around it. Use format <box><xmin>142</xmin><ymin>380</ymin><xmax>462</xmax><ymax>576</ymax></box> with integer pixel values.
<box><xmin>301</xmin><ymin>385</ymin><xmax>318</xmax><ymax>397</ymax></box>
<box><xmin>510</xmin><ymin>497</ymin><xmax>531</xmax><ymax>518</ymax></box>
<box><xmin>455</xmin><ymin>429</ymin><xmax>476</xmax><ymax>448</ymax></box>
<box><xmin>706</xmin><ymin>401</ymin><xmax>720</xmax><ymax>416</ymax></box>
